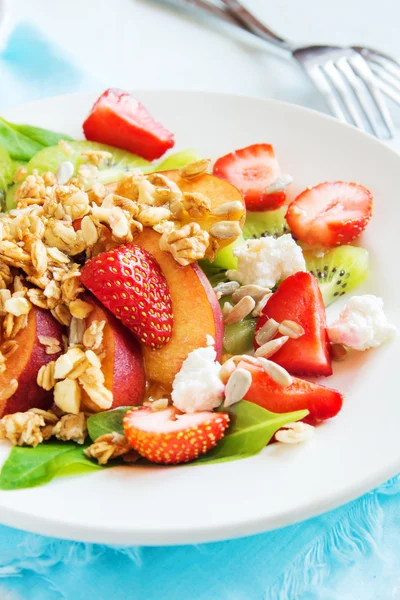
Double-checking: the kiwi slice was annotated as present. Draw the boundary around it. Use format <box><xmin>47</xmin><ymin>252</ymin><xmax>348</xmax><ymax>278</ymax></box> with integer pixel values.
<box><xmin>27</xmin><ymin>140</ymin><xmax>151</xmax><ymax>182</ymax></box>
<box><xmin>5</xmin><ymin>141</ymin><xmax>152</xmax><ymax>210</ymax></box>
<box><xmin>304</xmin><ymin>245</ymin><xmax>369</xmax><ymax>306</ymax></box>
<box><xmin>223</xmin><ymin>319</ymin><xmax>257</xmax><ymax>355</ymax></box>
<box><xmin>242</xmin><ymin>207</ymin><xmax>290</xmax><ymax>240</ymax></box>
<box><xmin>156</xmin><ymin>148</ymin><xmax>200</xmax><ymax>171</ymax></box>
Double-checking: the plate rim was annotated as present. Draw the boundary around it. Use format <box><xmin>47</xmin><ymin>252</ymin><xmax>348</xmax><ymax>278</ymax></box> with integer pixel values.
<box><xmin>0</xmin><ymin>89</ymin><xmax>399</xmax><ymax>546</ymax></box>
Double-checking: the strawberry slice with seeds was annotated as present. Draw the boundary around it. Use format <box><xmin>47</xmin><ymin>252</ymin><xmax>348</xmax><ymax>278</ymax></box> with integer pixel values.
<box><xmin>286</xmin><ymin>181</ymin><xmax>373</xmax><ymax>247</ymax></box>
<box><xmin>213</xmin><ymin>143</ymin><xmax>287</xmax><ymax>211</ymax></box>
<box><xmin>80</xmin><ymin>245</ymin><xmax>173</xmax><ymax>349</ymax></box>
<box><xmin>255</xmin><ymin>272</ymin><xmax>332</xmax><ymax>377</ymax></box>
<box><xmin>123</xmin><ymin>406</ymin><xmax>230</xmax><ymax>464</ymax></box>
<box><xmin>240</xmin><ymin>361</ymin><xmax>343</xmax><ymax>423</ymax></box>
<box><xmin>83</xmin><ymin>89</ymin><xmax>175</xmax><ymax>161</ymax></box>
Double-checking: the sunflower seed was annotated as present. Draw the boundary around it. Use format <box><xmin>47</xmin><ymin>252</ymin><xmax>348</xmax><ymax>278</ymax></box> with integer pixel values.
<box><xmin>265</xmin><ymin>174</ymin><xmax>293</xmax><ymax>194</ymax></box>
<box><xmin>224</xmin><ymin>368</ymin><xmax>252</xmax><ymax>407</ymax></box>
<box><xmin>278</xmin><ymin>320</ymin><xmax>305</xmax><ymax>339</ymax></box>
<box><xmin>231</xmin><ymin>354</ymin><xmax>260</xmax><ymax>366</ymax></box>
<box><xmin>232</xmin><ymin>284</ymin><xmax>272</xmax><ymax>304</ymax></box>
<box><xmin>331</xmin><ymin>343</ymin><xmax>348</xmax><ymax>362</ymax></box>
<box><xmin>179</xmin><ymin>158</ymin><xmax>210</xmax><ymax>180</ymax></box>
<box><xmin>257</xmin><ymin>357</ymin><xmax>292</xmax><ymax>387</ymax></box>
<box><xmin>210</xmin><ymin>221</ymin><xmax>242</xmax><ymax>240</ymax></box>
<box><xmin>219</xmin><ymin>358</ymin><xmax>236</xmax><ymax>384</ymax></box>
<box><xmin>224</xmin><ymin>295</ymin><xmax>256</xmax><ymax>325</ymax></box>
<box><xmin>213</xmin><ymin>281</ymin><xmax>240</xmax><ymax>299</ymax></box>
<box><xmin>255</xmin><ymin>318</ymin><xmax>280</xmax><ymax>346</ymax></box>
<box><xmin>252</xmin><ymin>293</ymin><xmax>273</xmax><ymax>317</ymax></box>
<box><xmin>56</xmin><ymin>161</ymin><xmax>74</xmax><ymax>185</ymax></box>
<box><xmin>275</xmin><ymin>421</ymin><xmax>314</xmax><ymax>444</ymax></box>
<box><xmin>254</xmin><ymin>336</ymin><xmax>289</xmax><ymax>358</ymax></box>
<box><xmin>211</xmin><ymin>201</ymin><xmax>244</xmax><ymax>215</ymax></box>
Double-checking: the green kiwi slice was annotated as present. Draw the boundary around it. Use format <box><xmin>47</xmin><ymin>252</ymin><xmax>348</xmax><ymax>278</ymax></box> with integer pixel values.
<box><xmin>5</xmin><ymin>141</ymin><xmax>151</xmax><ymax>210</ymax></box>
<box><xmin>223</xmin><ymin>319</ymin><xmax>257</xmax><ymax>355</ymax></box>
<box><xmin>304</xmin><ymin>245</ymin><xmax>369</xmax><ymax>306</ymax></box>
<box><xmin>242</xmin><ymin>207</ymin><xmax>290</xmax><ymax>240</ymax></box>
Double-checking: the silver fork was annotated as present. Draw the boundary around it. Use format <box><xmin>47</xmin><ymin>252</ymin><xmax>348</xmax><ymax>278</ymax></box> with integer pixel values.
<box><xmin>219</xmin><ymin>0</ymin><xmax>395</xmax><ymax>139</ymax></box>
<box><xmin>155</xmin><ymin>0</ymin><xmax>400</xmax><ymax>140</ymax></box>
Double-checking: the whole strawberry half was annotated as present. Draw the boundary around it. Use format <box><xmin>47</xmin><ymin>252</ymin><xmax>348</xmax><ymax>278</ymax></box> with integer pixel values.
<box><xmin>213</xmin><ymin>143</ymin><xmax>287</xmax><ymax>211</ymax></box>
<box><xmin>80</xmin><ymin>245</ymin><xmax>173</xmax><ymax>349</ymax></box>
<box><xmin>255</xmin><ymin>272</ymin><xmax>332</xmax><ymax>377</ymax></box>
<box><xmin>123</xmin><ymin>406</ymin><xmax>230</xmax><ymax>464</ymax></box>
<box><xmin>286</xmin><ymin>181</ymin><xmax>373</xmax><ymax>247</ymax></box>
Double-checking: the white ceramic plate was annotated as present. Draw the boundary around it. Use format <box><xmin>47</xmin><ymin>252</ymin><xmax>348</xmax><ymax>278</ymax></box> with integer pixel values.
<box><xmin>0</xmin><ymin>91</ymin><xmax>399</xmax><ymax>546</ymax></box>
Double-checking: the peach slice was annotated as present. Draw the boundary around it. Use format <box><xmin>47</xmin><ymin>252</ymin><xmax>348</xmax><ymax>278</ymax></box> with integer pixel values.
<box><xmin>160</xmin><ymin>170</ymin><xmax>245</xmax><ymax>248</ymax></box>
<box><xmin>133</xmin><ymin>228</ymin><xmax>223</xmax><ymax>391</ymax></box>
<box><xmin>101</xmin><ymin>170</ymin><xmax>245</xmax><ymax>250</ymax></box>
<box><xmin>0</xmin><ymin>307</ymin><xmax>64</xmax><ymax>417</ymax></box>
<box><xmin>82</xmin><ymin>294</ymin><xmax>146</xmax><ymax>411</ymax></box>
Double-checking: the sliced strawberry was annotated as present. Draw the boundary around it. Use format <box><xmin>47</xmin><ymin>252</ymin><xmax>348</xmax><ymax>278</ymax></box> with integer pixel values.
<box><xmin>213</xmin><ymin>143</ymin><xmax>287</xmax><ymax>211</ymax></box>
<box><xmin>286</xmin><ymin>181</ymin><xmax>373</xmax><ymax>247</ymax></box>
<box><xmin>80</xmin><ymin>245</ymin><xmax>173</xmax><ymax>349</ymax></box>
<box><xmin>123</xmin><ymin>406</ymin><xmax>230</xmax><ymax>464</ymax></box>
<box><xmin>240</xmin><ymin>361</ymin><xmax>343</xmax><ymax>422</ymax></box>
<box><xmin>83</xmin><ymin>89</ymin><xmax>175</xmax><ymax>161</ymax></box>
<box><xmin>255</xmin><ymin>272</ymin><xmax>332</xmax><ymax>377</ymax></box>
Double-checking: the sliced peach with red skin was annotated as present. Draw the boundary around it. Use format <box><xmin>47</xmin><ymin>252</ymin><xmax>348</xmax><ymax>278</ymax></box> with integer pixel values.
<box><xmin>81</xmin><ymin>294</ymin><xmax>146</xmax><ymax>412</ymax></box>
<box><xmin>0</xmin><ymin>307</ymin><xmax>64</xmax><ymax>417</ymax></box>
<box><xmin>133</xmin><ymin>228</ymin><xmax>223</xmax><ymax>392</ymax></box>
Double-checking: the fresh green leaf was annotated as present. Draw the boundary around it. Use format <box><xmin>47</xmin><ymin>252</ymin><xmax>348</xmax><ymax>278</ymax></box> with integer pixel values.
<box><xmin>7</xmin><ymin>122</ymin><xmax>73</xmax><ymax>147</ymax></box>
<box><xmin>194</xmin><ymin>401</ymin><xmax>308</xmax><ymax>465</ymax></box>
<box><xmin>0</xmin><ymin>118</ymin><xmax>73</xmax><ymax>161</ymax></box>
<box><xmin>0</xmin><ymin>119</ymin><xmax>44</xmax><ymax>161</ymax></box>
<box><xmin>87</xmin><ymin>406</ymin><xmax>132</xmax><ymax>442</ymax></box>
<box><xmin>155</xmin><ymin>149</ymin><xmax>200</xmax><ymax>171</ymax></box>
<box><xmin>0</xmin><ymin>442</ymin><xmax>100</xmax><ymax>490</ymax></box>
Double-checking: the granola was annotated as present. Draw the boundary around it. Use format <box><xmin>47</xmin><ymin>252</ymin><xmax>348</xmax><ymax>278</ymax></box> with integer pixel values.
<box><xmin>85</xmin><ymin>432</ymin><xmax>131</xmax><ymax>465</ymax></box>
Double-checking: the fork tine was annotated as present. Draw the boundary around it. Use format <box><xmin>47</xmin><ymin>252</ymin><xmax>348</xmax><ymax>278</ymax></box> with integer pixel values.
<box><xmin>355</xmin><ymin>47</ymin><xmax>400</xmax><ymax>81</ymax></box>
<box><xmin>368</xmin><ymin>62</ymin><xmax>400</xmax><ymax>94</ymax></box>
<box><xmin>306</xmin><ymin>64</ymin><xmax>347</xmax><ymax>122</ymax></box>
<box><xmin>346</xmin><ymin>54</ymin><xmax>394</xmax><ymax>139</ymax></box>
<box><xmin>322</xmin><ymin>61</ymin><xmax>366</xmax><ymax>130</ymax></box>
<box><xmin>373</xmin><ymin>76</ymin><xmax>400</xmax><ymax>106</ymax></box>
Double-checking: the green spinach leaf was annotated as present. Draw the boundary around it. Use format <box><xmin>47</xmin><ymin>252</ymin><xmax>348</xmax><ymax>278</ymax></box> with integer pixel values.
<box><xmin>194</xmin><ymin>401</ymin><xmax>308</xmax><ymax>465</ymax></box>
<box><xmin>6</xmin><ymin>122</ymin><xmax>73</xmax><ymax>147</ymax></box>
<box><xmin>0</xmin><ymin>442</ymin><xmax>100</xmax><ymax>490</ymax></box>
<box><xmin>0</xmin><ymin>117</ymin><xmax>72</xmax><ymax>161</ymax></box>
<box><xmin>87</xmin><ymin>406</ymin><xmax>133</xmax><ymax>442</ymax></box>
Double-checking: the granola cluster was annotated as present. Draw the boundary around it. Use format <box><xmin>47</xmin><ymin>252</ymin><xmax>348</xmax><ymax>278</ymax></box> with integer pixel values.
<box><xmin>0</xmin><ymin>409</ymin><xmax>87</xmax><ymax>447</ymax></box>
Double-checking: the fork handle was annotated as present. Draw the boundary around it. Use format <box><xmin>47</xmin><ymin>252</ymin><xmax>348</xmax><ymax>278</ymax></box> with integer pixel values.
<box><xmin>220</xmin><ymin>0</ymin><xmax>292</xmax><ymax>51</ymax></box>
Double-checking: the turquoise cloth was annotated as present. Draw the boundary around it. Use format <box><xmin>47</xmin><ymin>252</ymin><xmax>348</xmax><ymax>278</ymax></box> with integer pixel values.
<box><xmin>0</xmin><ymin>23</ymin><xmax>399</xmax><ymax>600</ymax></box>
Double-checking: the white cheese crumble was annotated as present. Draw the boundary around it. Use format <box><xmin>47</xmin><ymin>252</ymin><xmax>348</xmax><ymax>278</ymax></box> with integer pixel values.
<box><xmin>172</xmin><ymin>345</ymin><xmax>225</xmax><ymax>413</ymax></box>
<box><xmin>226</xmin><ymin>234</ymin><xmax>306</xmax><ymax>289</ymax></box>
<box><xmin>328</xmin><ymin>295</ymin><xmax>396</xmax><ymax>351</ymax></box>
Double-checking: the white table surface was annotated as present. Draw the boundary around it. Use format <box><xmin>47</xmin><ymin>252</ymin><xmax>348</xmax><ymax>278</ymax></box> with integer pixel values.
<box><xmin>4</xmin><ymin>0</ymin><xmax>400</xmax><ymax>153</ymax></box>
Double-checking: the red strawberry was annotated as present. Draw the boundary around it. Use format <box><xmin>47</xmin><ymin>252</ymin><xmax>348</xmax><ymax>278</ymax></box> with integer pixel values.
<box><xmin>240</xmin><ymin>361</ymin><xmax>343</xmax><ymax>422</ymax></box>
<box><xmin>255</xmin><ymin>272</ymin><xmax>332</xmax><ymax>377</ymax></box>
<box><xmin>83</xmin><ymin>89</ymin><xmax>175</xmax><ymax>161</ymax></box>
<box><xmin>123</xmin><ymin>406</ymin><xmax>230</xmax><ymax>464</ymax></box>
<box><xmin>213</xmin><ymin>143</ymin><xmax>287</xmax><ymax>211</ymax></box>
<box><xmin>80</xmin><ymin>245</ymin><xmax>173</xmax><ymax>349</ymax></box>
<box><xmin>286</xmin><ymin>181</ymin><xmax>373</xmax><ymax>247</ymax></box>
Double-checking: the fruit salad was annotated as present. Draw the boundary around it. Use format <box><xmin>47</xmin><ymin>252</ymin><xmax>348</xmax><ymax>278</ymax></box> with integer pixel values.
<box><xmin>0</xmin><ymin>89</ymin><xmax>396</xmax><ymax>490</ymax></box>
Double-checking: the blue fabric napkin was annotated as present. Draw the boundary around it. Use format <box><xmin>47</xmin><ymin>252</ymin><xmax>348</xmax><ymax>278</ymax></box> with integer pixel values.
<box><xmin>1</xmin><ymin>22</ymin><xmax>400</xmax><ymax>600</ymax></box>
